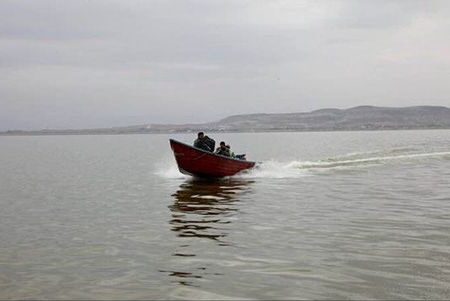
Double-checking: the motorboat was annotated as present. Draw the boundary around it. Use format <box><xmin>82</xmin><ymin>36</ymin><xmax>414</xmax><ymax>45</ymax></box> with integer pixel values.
<box><xmin>169</xmin><ymin>139</ymin><xmax>256</xmax><ymax>178</ymax></box>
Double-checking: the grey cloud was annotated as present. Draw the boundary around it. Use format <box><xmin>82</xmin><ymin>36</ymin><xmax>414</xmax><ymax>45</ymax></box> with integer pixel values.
<box><xmin>0</xmin><ymin>0</ymin><xmax>449</xmax><ymax>130</ymax></box>
<box><xmin>334</xmin><ymin>0</ymin><xmax>441</xmax><ymax>29</ymax></box>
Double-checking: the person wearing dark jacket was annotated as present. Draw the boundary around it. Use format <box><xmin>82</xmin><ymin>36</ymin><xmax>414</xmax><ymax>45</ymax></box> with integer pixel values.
<box><xmin>193</xmin><ymin>132</ymin><xmax>215</xmax><ymax>152</ymax></box>
<box><xmin>215</xmin><ymin>141</ymin><xmax>231</xmax><ymax>157</ymax></box>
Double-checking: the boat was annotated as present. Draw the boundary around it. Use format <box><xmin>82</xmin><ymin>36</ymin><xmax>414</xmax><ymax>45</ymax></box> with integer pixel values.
<box><xmin>169</xmin><ymin>139</ymin><xmax>256</xmax><ymax>178</ymax></box>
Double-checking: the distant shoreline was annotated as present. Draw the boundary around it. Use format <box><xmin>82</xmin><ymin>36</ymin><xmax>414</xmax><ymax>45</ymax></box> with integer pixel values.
<box><xmin>1</xmin><ymin>126</ymin><xmax>450</xmax><ymax>137</ymax></box>
<box><xmin>2</xmin><ymin>105</ymin><xmax>449</xmax><ymax>136</ymax></box>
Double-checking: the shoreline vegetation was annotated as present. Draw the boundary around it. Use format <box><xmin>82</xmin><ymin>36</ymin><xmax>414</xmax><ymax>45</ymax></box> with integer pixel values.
<box><xmin>2</xmin><ymin>105</ymin><xmax>450</xmax><ymax>136</ymax></box>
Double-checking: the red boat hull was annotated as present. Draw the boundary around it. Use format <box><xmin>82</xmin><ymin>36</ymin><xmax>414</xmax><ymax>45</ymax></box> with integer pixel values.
<box><xmin>170</xmin><ymin>139</ymin><xmax>256</xmax><ymax>178</ymax></box>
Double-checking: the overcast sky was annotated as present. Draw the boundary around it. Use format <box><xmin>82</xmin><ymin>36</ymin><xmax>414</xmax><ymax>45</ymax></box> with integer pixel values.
<box><xmin>1</xmin><ymin>0</ymin><xmax>449</xmax><ymax>130</ymax></box>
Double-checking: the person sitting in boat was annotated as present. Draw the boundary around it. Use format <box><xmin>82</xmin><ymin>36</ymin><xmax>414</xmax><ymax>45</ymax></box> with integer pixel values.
<box><xmin>194</xmin><ymin>132</ymin><xmax>215</xmax><ymax>152</ymax></box>
<box><xmin>215</xmin><ymin>141</ymin><xmax>231</xmax><ymax>157</ymax></box>
<box><xmin>223</xmin><ymin>143</ymin><xmax>247</xmax><ymax>160</ymax></box>
<box><xmin>226</xmin><ymin>144</ymin><xmax>247</xmax><ymax>160</ymax></box>
<box><xmin>226</xmin><ymin>144</ymin><xmax>235</xmax><ymax>158</ymax></box>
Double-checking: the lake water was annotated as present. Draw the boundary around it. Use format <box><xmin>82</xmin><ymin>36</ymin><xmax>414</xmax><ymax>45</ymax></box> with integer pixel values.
<box><xmin>1</xmin><ymin>130</ymin><xmax>450</xmax><ymax>299</ymax></box>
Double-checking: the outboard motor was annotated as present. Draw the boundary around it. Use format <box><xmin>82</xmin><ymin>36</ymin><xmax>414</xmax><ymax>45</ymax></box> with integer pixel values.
<box><xmin>235</xmin><ymin>154</ymin><xmax>246</xmax><ymax>160</ymax></box>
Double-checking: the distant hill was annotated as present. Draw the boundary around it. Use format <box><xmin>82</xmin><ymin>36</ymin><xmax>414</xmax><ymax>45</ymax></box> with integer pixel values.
<box><xmin>207</xmin><ymin>105</ymin><xmax>450</xmax><ymax>132</ymax></box>
<box><xmin>2</xmin><ymin>106</ymin><xmax>450</xmax><ymax>135</ymax></box>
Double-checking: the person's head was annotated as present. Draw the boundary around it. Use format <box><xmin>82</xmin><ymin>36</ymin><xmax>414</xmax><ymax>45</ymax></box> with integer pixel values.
<box><xmin>197</xmin><ymin>132</ymin><xmax>205</xmax><ymax>139</ymax></box>
<box><xmin>220</xmin><ymin>141</ymin><xmax>226</xmax><ymax>148</ymax></box>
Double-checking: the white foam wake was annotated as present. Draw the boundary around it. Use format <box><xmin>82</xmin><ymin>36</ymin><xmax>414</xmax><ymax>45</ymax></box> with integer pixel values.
<box><xmin>240</xmin><ymin>151</ymin><xmax>450</xmax><ymax>179</ymax></box>
<box><xmin>238</xmin><ymin>160</ymin><xmax>309</xmax><ymax>179</ymax></box>
<box><xmin>154</xmin><ymin>157</ymin><xmax>189</xmax><ymax>179</ymax></box>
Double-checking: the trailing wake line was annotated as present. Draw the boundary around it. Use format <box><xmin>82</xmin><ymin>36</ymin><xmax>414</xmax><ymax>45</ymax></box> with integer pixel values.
<box><xmin>241</xmin><ymin>151</ymin><xmax>450</xmax><ymax>178</ymax></box>
<box><xmin>288</xmin><ymin>151</ymin><xmax>450</xmax><ymax>169</ymax></box>
<box><xmin>157</xmin><ymin>151</ymin><xmax>450</xmax><ymax>179</ymax></box>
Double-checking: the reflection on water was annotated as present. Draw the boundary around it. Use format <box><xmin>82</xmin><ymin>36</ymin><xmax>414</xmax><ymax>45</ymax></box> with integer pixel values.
<box><xmin>169</xmin><ymin>178</ymin><xmax>253</xmax><ymax>245</ymax></box>
<box><xmin>161</xmin><ymin>178</ymin><xmax>254</xmax><ymax>286</ymax></box>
